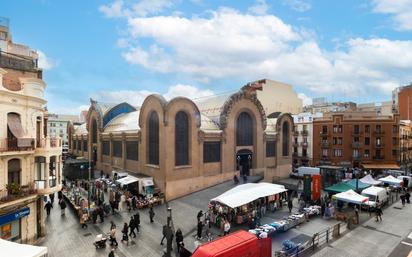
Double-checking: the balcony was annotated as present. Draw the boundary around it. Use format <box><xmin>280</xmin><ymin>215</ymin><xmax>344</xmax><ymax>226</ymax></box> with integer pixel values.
<box><xmin>352</xmin><ymin>155</ymin><xmax>361</xmax><ymax>161</ymax></box>
<box><xmin>374</xmin><ymin>130</ymin><xmax>385</xmax><ymax>136</ymax></box>
<box><xmin>36</xmin><ymin>137</ymin><xmax>62</xmax><ymax>149</ymax></box>
<box><xmin>0</xmin><ymin>183</ymin><xmax>37</xmax><ymax>205</ymax></box>
<box><xmin>352</xmin><ymin>131</ymin><xmax>361</xmax><ymax>136</ymax></box>
<box><xmin>301</xmin><ymin>142</ymin><xmax>308</xmax><ymax>148</ymax></box>
<box><xmin>293</xmin><ymin>142</ymin><xmax>299</xmax><ymax>147</ymax></box>
<box><xmin>0</xmin><ymin>138</ymin><xmax>35</xmax><ymax>153</ymax></box>
<box><xmin>301</xmin><ymin>155</ymin><xmax>309</xmax><ymax>161</ymax></box>
<box><xmin>320</xmin><ymin>131</ymin><xmax>329</xmax><ymax>136</ymax></box>
<box><xmin>292</xmin><ymin>152</ymin><xmax>299</xmax><ymax>158</ymax></box>
<box><xmin>35</xmin><ymin>177</ymin><xmax>61</xmax><ymax>195</ymax></box>
<box><xmin>375</xmin><ymin>143</ymin><xmax>385</xmax><ymax>149</ymax></box>
<box><xmin>293</xmin><ymin>131</ymin><xmax>299</xmax><ymax>137</ymax></box>
<box><xmin>320</xmin><ymin>141</ymin><xmax>330</xmax><ymax>148</ymax></box>
<box><xmin>351</xmin><ymin>142</ymin><xmax>362</xmax><ymax>148</ymax></box>
<box><xmin>301</xmin><ymin>130</ymin><xmax>309</xmax><ymax>136</ymax></box>
<box><xmin>373</xmin><ymin>155</ymin><xmax>385</xmax><ymax>160</ymax></box>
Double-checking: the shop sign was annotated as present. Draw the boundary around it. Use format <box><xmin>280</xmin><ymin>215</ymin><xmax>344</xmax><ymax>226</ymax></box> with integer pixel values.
<box><xmin>0</xmin><ymin>207</ymin><xmax>30</xmax><ymax>226</ymax></box>
<box><xmin>312</xmin><ymin>174</ymin><xmax>321</xmax><ymax>201</ymax></box>
<box><xmin>303</xmin><ymin>175</ymin><xmax>312</xmax><ymax>200</ymax></box>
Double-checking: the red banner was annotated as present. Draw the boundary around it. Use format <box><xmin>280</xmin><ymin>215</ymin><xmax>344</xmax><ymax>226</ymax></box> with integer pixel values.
<box><xmin>312</xmin><ymin>174</ymin><xmax>321</xmax><ymax>201</ymax></box>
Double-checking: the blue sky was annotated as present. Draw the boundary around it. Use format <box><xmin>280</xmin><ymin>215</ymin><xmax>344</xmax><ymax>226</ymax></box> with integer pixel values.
<box><xmin>2</xmin><ymin>0</ymin><xmax>412</xmax><ymax>113</ymax></box>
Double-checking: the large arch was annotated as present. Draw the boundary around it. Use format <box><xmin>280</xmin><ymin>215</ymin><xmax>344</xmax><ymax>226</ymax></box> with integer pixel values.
<box><xmin>86</xmin><ymin>98</ymin><xmax>104</xmax><ymax>133</ymax></box>
<box><xmin>139</xmin><ymin>94</ymin><xmax>167</xmax><ymax>128</ymax></box>
<box><xmin>102</xmin><ymin>102</ymin><xmax>137</xmax><ymax>127</ymax></box>
<box><xmin>165</xmin><ymin>97</ymin><xmax>201</xmax><ymax>128</ymax></box>
<box><xmin>236</xmin><ymin>112</ymin><xmax>254</xmax><ymax>146</ymax></box>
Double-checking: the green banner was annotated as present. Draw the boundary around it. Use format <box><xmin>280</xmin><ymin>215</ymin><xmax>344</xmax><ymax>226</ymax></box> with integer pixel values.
<box><xmin>303</xmin><ymin>175</ymin><xmax>312</xmax><ymax>200</ymax></box>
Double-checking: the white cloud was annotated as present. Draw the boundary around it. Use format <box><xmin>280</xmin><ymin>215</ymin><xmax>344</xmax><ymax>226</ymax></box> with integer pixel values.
<box><xmin>298</xmin><ymin>93</ymin><xmax>312</xmax><ymax>106</ymax></box>
<box><xmin>282</xmin><ymin>0</ymin><xmax>311</xmax><ymax>12</ymax></box>
<box><xmin>248</xmin><ymin>0</ymin><xmax>269</xmax><ymax>15</ymax></box>
<box><xmin>37</xmin><ymin>50</ymin><xmax>56</xmax><ymax>70</ymax></box>
<box><xmin>102</xmin><ymin>4</ymin><xmax>412</xmax><ymax>98</ymax></box>
<box><xmin>99</xmin><ymin>0</ymin><xmax>174</xmax><ymax>18</ymax></box>
<box><xmin>372</xmin><ymin>0</ymin><xmax>412</xmax><ymax>31</ymax></box>
<box><xmin>93</xmin><ymin>84</ymin><xmax>214</xmax><ymax>106</ymax></box>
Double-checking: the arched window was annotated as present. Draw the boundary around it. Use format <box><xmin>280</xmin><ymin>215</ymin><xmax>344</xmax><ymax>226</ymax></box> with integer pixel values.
<box><xmin>175</xmin><ymin>111</ymin><xmax>189</xmax><ymax>166</ymax></box>
<box><xmin>92</xmin><ymin>119</ymin><xmax>97</xmax><ymax>144</ymax></box>
<box><xmin>8</xmin><ymin>158</ymin><xmax>21</xmax><ymax>186</ymax></box>
<box><xmin>236</xmin><ymin>112</ymin><xmax>254</xmax><ymax>146</ymax></box>
<box><xmin>148</xmin><ymin>111</ymin><xmax>159</xmax><ymax>165</ymax></box>
<box><xmin>282</xmin><ymin>121</ymin><xmax>289</xmax><ymax>156</ymax></box>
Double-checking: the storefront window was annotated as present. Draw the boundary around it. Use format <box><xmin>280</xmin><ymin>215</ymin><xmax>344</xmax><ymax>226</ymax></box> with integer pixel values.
<box><xmin>1</xmin><ymin>220</ymin><xmax>20</xmax><ymax>241</ymax></box>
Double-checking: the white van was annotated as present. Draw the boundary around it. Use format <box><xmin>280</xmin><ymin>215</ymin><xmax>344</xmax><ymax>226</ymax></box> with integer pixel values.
<box><xmin>292</xmin><ymin>167</ymin><xmax>320</xmax><ymax>178</ymax></box>
<box><xmin>361</xmin><ymin>186</ymin><xmax>389</xmax><ymax>208</ymax></box>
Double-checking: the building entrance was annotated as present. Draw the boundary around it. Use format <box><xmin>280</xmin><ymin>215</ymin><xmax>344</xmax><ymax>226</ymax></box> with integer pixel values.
<box><xmin>236</xmin><ymin>149</ymin><xmax>253</xmax><ymax>176</ymax></box>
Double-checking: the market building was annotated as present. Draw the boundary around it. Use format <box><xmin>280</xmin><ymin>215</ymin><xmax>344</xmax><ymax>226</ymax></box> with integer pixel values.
<box><xmin>0</xmin><ymin>18</ymin><xmax>62</xmax><ymax>243</ymax></box>
<box><xmin>312</xmin><ymin>111</ymin><xmax>401</xmax><ymax>170</ymax></box>
<box><xmin>69</xmin><ymin>80</ymin><xmax>299</xmax><ymax>200</ymax></box>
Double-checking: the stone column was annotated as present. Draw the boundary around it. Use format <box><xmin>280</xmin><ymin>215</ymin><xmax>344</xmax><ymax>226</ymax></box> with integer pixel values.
<box><xmin>45</xmin><ymin>157</ymin><xmax>50</xmax><ymax>189</ymax></box>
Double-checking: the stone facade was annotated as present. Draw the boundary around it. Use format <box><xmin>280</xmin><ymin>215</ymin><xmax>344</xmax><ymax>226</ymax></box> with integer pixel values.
<box><xmin>70</xmin><ymin>83</ymin><xmax>296</xmax><ymax>200</ymax></box>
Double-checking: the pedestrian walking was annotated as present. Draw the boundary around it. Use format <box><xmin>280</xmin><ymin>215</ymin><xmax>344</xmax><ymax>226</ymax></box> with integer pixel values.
<box><xmin>149</xmin><ymin>206</ymin><xmax>155</xmax><ymax>223</ymax></box>
<box><xmin>80</xmin><ymin>212</ymin><xmax>88</xmax><ymax>229</ymax></box>
<box><xmin>175</xmin><ymin>228</ymin><xmax>184</xmax><ymax>253</ymax></box>
<box><xmin>197</xmin><ymin>220</ymin><xmax>203</xmax><ymax>240</ymax></box>
<box><xmin>134</xmin><ymin>212</ymin><xmax>140</xmax><ymax>233</ymax></box>
<box><xmin>233</xmin><ymin>174</ymin><xmax>239</xmax><ymax>185</ymax></box>
<box><xmin>406</xmin><ymin>192</ymin><xmax>411</xmax><ymax>204</ymax></box>
<box><xmin>354</xmin><ymin>205</ymin><xmax>359</xmax><ymax>224</ymax></box>
<box><xmin>109</xmin><ymin>227</ymin><xmax>118</xmax><ymax>246</ymax></box>
<box><xmin>121</xmin><ymin>223</ymin><xmax>129</xmax><ymax>245</ymax></box>
<box><xmin>375</xmin><ymin>206</ymin><xmax>382</xmax><ymax>222</ymax></box>
<box><xmin>44</xmin><ymin>201</ymin><xmax>53</xmax><ymax>216</ymax></box>
<box><xmin>129</xmin><ymin>216</ymin><xmax>136</xmax><ymax>238</ymax></box>
<box><xmin>197</xmin><ymin>210</ymin><xmax>203</xmax><ymax>222</ymax></box>
<box><xmin>160</xmin><ymin>225</ymin><xmax>167</xmax><ymax>245</ymax></box>
<box><xmin>288</xmin><ymin>199</ymin><xmax>293</xmax><ymax>213</ymax></box>
<box><xmin>401</xmin><ymin>194</ymin><xmax>406</xmax><ymax>207</ymax></box>
<box><xmin>132</xmin><ymin>196</ymin><xmax>137</xmax><ymax>210</ymax></box>
<box><xmin>49</xmin><ymin>193</ymin><xmax>55</xmax><ymax>205</ymax></box>
<box><xmin>223</xmin><ymin>220</ymin><xmax>231</xmax><ymax>236</ymax></box>
<box><xmin>110</xmin><ymin>221</ymin><xmax>116</xmax><ymax>230</ymax></box>
<box><xmin>108</xmin><ymin>249</ymin><xmax>115</xmax><ymax>257</ymax></box>
<box><xmin>59</xmin><ymin>199</ymin><xmax>66</xmax><ymax>216</ymax></box>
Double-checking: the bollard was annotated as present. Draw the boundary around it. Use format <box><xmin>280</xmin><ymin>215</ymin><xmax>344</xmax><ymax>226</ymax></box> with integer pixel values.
<box><xmin>326</xmin><ymin>229</ymin><xmax>329</xmax><ymax>243</ymax></box>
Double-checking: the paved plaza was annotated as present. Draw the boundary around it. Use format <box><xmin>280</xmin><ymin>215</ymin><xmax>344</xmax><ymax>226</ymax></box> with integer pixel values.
<box><xmin>37</xmin><ymin>176</ymin><xmax>412</xmax><ymax>257</ymax></box>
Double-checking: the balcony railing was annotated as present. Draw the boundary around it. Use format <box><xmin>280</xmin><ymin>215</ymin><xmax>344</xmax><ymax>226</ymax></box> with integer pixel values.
<box><xmin>301</xmin><ymin>155</ymin><xmax>309</xmax><ymax>160</ymax></box>
<box><xmin>301</xmin><ymin>130</ymin><xmax>309</xmax><ymax>136</ymax></box>
<box><xmin>374</xmin><ymin>130</ymin><xmax>385</xmax><ymax>136</ymax></box>
<box><xmin>293</xmin><ymin>131</ymin><xmax>299</xmax><ymax>136</ymax></box>
<box><xmin>321</xmin><ymin>142</ymin><xmax>330</xmax><ymax>148</ymax></box>
<box><xmin>352</xmin><ymin>155</ymin><xmax>361</xmax><ymax>161</ymax></box>
<box><xmin>373</xmin><ymin>155</ymin><xmax>385</xmax><ymax>160</ymax></box>
<box><xmin>0</xmin><ymin>183</ymin><xmax>37</xmax><ymax>204</ymax></box>
<box><xmin>375</xmin><ymin>143</ymin><xmax>385</xmax><ymax>148</ymax></box>
<box><xmin>293</xmin><ymin>142</ymin><xmax>299</xmax><ymax>147</ymax></box>
<box><xmin>351</xmin><ymin>142</ymin><xmax>362</xmax><ymax>148</ymax></box>
<box><xmin>301</xmin><ymin>142</ymin><xmax>309</xmax><ymax>148</ymax></box>
<box><xmin>36</xmin><ymin>137</ymin><xmax>62</xmax><ymax>149</ymax></box>
<box><xmin>0</xmin><ymin>138</ymin><xmax>35</xmax><ymax>153</ymax></box>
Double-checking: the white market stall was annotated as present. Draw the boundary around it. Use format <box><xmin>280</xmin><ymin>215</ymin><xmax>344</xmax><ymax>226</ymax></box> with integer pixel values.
<box><xmin>379</xmin><ymin>175</ymin><xmax>402</xmax><ymax>186</ymax></box>
<box><xmin>0</xmin><ymin>239</ymin><xmax>48</xmax><ymax>257</ymax></box>
<box><xmin>211</xmin><ymin>183</ymin><xmax>287</xmax><ymax>208</ymax></box>
<box><xmin>360</xmin><ymin>174</ymin><xmax>382</xmax><ymax>186</ymax></box>
<box><xmin>332</xmin><ymin>189</ymin><xmax>369</xmax><ymax>205</ymax></box>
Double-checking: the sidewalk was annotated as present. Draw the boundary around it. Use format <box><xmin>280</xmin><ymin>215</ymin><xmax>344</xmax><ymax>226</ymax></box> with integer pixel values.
<box><xmin>311</xmin><ymin>200</ymin><xmax>412</xmax><ymax>257</ymax></box>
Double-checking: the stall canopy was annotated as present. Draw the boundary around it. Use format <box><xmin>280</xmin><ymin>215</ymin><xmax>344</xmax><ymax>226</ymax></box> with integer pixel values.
<box><xmin>332</xmin><ymin>189</ymin><xmax>369</xmax><ymax>204</ymax></box>
<box><xmin>325</xmin><ymin>182</ymin><xmax>354</xmax><ymax>194</ymax></box>
<box><xmin>360</xmin><ymin>175</ymin><xmax>382</xmax><ymax>186</ymax></box>
<box><xmin>344</xmin><ymin>179</ymin><xmax>371</xmax><ymax>190</ymax></box>
<box><xmin>361</xmin><ymin>163</ymin><xmax>400</xmax><ymax>170</ymax></box>
<box><xmin>117</xmin><ymin>175</ymin><xmax>138</xmax><ymax>186</ymax></box>
<box><xmin>210</xmin><ymin>183</ymin><xmax>287</xmax><ymax>209</ymax></box>
<box><xmin>0</xmin><ymin>239</ymin><xmax>47</xmax><ymax>257</ymax></box>
<box><xmin>7</xmin><ymin>113</ymin><xmax>33</xmax><ymax>147</ymax></box>
<box><xmin>379</xmin><ymin>175</ymin><xmax>402</xmax><ymax>185</ymax></box>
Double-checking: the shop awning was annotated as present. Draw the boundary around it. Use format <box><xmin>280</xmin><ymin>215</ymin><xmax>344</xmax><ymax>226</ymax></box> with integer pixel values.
<box><xmin>7</xmin><ymin>113</ymin><xmax>33</xmax><ymax>147</ymax></box>
<box><xmin>116</xmin><ymin>175</ymin><xmax>138</xmax><ymax>186</ymax></box>
<box><xmin>332</xmin><ymin>189</ymin><xmax>369</xmax><ymax>204</ymax></box>
<box><xmin>379</xmin><ymin>175</ymin><xmax>402</xmax><ymax>185</ymax></box>
<box><xmin>210</xmin><ymin>182</ymin><xmax>287</xmax><ymax>209</ymax></box>
<box><xmin>359</xmin><ymin>175</ymin><xmax>382</xmax><ymax>186</ymax></box>
<box><xmin>361</xmin><ymin>163</ymin><xmax>400</xmax><ymax>170</ymax></box>
<box><xmin>0</xmin><ymin>239</ymin><xmax>48</xmax><ymax>257</ymax></box>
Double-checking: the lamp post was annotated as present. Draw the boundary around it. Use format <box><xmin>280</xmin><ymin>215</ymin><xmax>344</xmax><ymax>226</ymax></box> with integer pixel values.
<box><xmin>164</xmin><ymin>207</ymin><xmax>173</xmax><ymax>257</ymax></box>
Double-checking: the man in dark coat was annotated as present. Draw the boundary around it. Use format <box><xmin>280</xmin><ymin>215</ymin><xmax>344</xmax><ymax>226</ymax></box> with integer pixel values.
<box><xmin>175</xmin><ymin>228</ymin><xmax>184</xmax><ymax>253</ymax></box>
<box><xmin>44</xmin><ymin>201</ymin><xmax>53</xmax><ymax>216</ymax></box>
<box><xmin>59</xmin><ymin>199</ymin><xmax>66</xmax><ymax>216</ymax></box>
<box><xmin>197</xmin><ymin>210</ymin><xmax>203</xmax><ymax>222</ymax></box>
<box><xmin>129</xmin><ymin>216</ymin><xmax>136</xmax><ymax>238</ymax></box>
<box><xmin>134</xmin><ymin>212</ymin><xmax>140</xmax><ymax>233</ymax></box>
<box><xmin>197</xmin><ymin>221</ymin><xmax>203</xmax><ymax>239</ymax></box>
<box><xmin>149</xmin><ymin>206</ymin><xmax>155</xmax><ymax>223</ymax></box>
<box><xmin>160</xmin><ymin>225</ymin><xmax>167</xmax><ymax>245</ymax></box>
<box><xmin>49</xmin><ymin>193</ymin><xmax>55</xmax><ymax>205</ymax></box>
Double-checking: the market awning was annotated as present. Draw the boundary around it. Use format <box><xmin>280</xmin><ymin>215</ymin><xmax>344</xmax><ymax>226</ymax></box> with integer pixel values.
<box><xmin>344</xmin><ymin>179</ymin><xmax>371</xmax><ymax>190</ymax></box>
<box><xmin>325</xmin><ymin>182</ymin><xmax>354</xmax><ymax>194</ymax></box>
<box><xmin>210</xmin><ymin>182</ymin><xmax>287</xmax><ymax>209</ymax></box>
<box><xmin>7</xmin><ymin>113</ymin><xmax>33</xmax><ymax>147</ymax></box>
<box><xmin>379</xmin><ymin>175</ymin><xmax>402</xmax><ymax>185</ymax></box>
<box><xmin>332</xmin><ymin>189</ymin><xmax>369</xmax><ymax>204</ymax></box>
<box><xmin>359</xmin><ymin>175</ymin><xmax>382</xmax><ymax>186</ymax></box>
<box><xmin>0</xmin><ymin>238</ymin><xmax>48</xmax><ymax>257</ymax></box>
<box><xmin>116</xmin><ymin>175</ymin><xmax>138</xmax><ymax>186</ymax></box>
<box><xmin>361</xmin><ymin>163</ymin><xmax>400</xmax><ymax>170</ymax></box>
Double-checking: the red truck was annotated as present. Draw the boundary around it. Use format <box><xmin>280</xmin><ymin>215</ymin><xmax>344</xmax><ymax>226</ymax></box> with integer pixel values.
<box><xmin>191</xmin><ymin>230</ymin><xmax>271</xmax><ymax>257</ymax></box>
